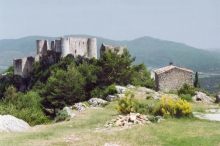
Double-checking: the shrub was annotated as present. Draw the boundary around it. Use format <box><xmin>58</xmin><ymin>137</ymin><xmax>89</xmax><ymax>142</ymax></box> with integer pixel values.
<box><xmin>104</xmin><ymin>84</ymin><xmax>117</xmax><ymax>95</ymax></box>
<box><xmin>115</xmin><ymin>92</ymin><xmax>137</xmax><ymax>114</ymax></box>
<box><xmin>116</xmin><ymin>92</ymin><xmax>152</xmax><ymax>114</ymax></box>
<box><xmin>0</xmin><ymin>87</ymin><xmax>50</xmax><ymax>126</ymax></box>
<box><xmin>153</xmin><ymin>95</ymin><xmax>192</xmax><ymax>117</ymax></box>
<box><xmin>180</xmin><ymin>94</ymin><xmax>192</xmax><ymax>102</ymax></box>
<box><xmin>146</xmin><ymin>95</ymin><xmax>152</xmax><ymax>100</ymax></box>
<box><xmin>178</xmin><ymin>83</ymin><xmax>195</xmax><ymax>96</ymax></box>
<box><xmin>55</xmin><ymin>110</ymin><xmax>70</xmax><ymax>123</ymax></box>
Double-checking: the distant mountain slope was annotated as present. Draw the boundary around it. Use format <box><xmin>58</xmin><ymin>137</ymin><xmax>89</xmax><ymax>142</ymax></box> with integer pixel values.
<box><xmin>0</xmin><ymin>35</ymin><xmax>220</xmax><ymax>74</ymax></box>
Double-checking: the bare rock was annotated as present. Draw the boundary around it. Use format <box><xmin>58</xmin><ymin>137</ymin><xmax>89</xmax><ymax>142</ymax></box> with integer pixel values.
<box><xmin>0</xmin><ymin>115</ymin><xmax>30</xmax><ymax>132</ymax></box>
<box><xmin>152</xmin><ymin>92</ymin><xmax>162</xmax><ymax>100</ymax></box>
<box><xmin>73</xmin><ymin>102</ymin><xmax>88</xmax><ymax>111</ymax></box>
<box><xmin>127</xmin><ymin>84</ymin><xmax>135</xmax><ymax>88</ymax></box>
<box><xmin>106</xmin><ymin>95</ymin><xmax>117</xmax><ymax>101</ymax></box>
<box><xmin>115</xmin><ymin>86</ymin><xmax>127</xmax><ymax>94</ymax></box>
<box><xmin>63</xmin><ymin>107</ymin><xmax>76</xmax><ymax>118</ymax></box>
<box><xmin>88</xmin><ymin>98</ymin><xmax>107</xmax><ymax>107</ymax></box>
<box><xmin>192</xmin><ymin>91</ymin><xmax>214</xmax><ymax>102</ymax></box>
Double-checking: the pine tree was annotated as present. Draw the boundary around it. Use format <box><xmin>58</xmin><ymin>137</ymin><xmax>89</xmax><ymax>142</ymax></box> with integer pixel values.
<box><xmin>194</xmin><ymin>71</ymin><xmax>200</xmax><ymax>88</ymax></box>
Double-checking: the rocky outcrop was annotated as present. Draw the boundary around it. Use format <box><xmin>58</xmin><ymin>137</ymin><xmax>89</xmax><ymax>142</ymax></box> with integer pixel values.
<box><xmin>105</xmin><ymin>113</ymin><xmax>151</xmax><ymax>128</ymax></box>
<box><xmin>88</xmin><ymin>98</ymin><xmax>107</xmax><ymax>107</ymax></box>
<box><xmin>192</xmin><ymin>91</ymin><xmax>214</xmax><ymax>102</ymax></box>
<box><xmin>0</xmin><ymin>115</ymin><xmax>30</xmax><ymax>132</ymax></box>
<box><xmin>106</xmin><ymin>95</ymin><xmax>117</xmax><ymax>101</ymax></box>
<box><xmin>73</xmin><ymin>102</ymin><xmax>88</xmax><ymax>111</ymax></box>
<box><xmin>63</xmin><ymin>107</ymin><xmax>76</xmax><ymax>118</ymax></box>
<box><xmin>106</xmin><ymin>94</ymin><xmax>125</xmax><ymax>101</ymax></box>
<box><xmin>115</xmin><ymin>86</ymin><xmax>127</xmax><ymax>94</ymax></box>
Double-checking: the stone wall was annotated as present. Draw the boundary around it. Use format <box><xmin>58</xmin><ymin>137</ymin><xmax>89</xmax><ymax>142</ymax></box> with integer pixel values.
<box><xmin>13</xmin><ymin>57</ymin><xmax>35</xmax><ymax>78</ymax></box>
<box><xmin>13</xmin><ymin>36</ymin><xmax>98</xmax><ymax>78</ymax></box>
<box><xmin>100</xmin><ymin>43</ymin><xmax>126</xmax><ymax>58</ymax></box>
<box><xmin>155</xmin><ymin>68</ymin><xmax>193</xmax><ymax>91</ymax></box>
<box><xmin>69</xmin><ymin>37</ymin><xmax>89</xmax><ymax>57</ymax></box>
<box><xmin>50</xmin><ymin>37</ymin><xmax>97</xmax><ymax>58</ymax></box>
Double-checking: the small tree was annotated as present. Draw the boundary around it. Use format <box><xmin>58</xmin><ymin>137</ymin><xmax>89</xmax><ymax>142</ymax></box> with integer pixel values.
<box><xmin>194</xmin><ymin>71</ymin><xmax>200</xmax><ymax>88</ymax></box>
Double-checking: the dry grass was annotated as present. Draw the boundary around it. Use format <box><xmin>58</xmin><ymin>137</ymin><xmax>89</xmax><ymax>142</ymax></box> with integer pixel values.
<box><xmin>1</xmin><ymin>98</ymin><xmax>220</xmax><ymax>146</ymax></box>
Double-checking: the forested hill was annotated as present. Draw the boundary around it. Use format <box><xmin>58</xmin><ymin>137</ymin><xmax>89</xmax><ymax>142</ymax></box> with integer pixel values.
<box><xmin>0</xmin><ymin>35</ymin><xmax>220</xmax><ymax>73</ymax></box>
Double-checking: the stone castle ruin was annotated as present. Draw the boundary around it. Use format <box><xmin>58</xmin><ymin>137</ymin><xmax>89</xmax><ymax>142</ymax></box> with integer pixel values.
<box><xmin>35</xmin><ymin>37</ymin><xmax>97</xmax><ymax>61</ymax></box>
<box><xmin>13</xmin><ymin>37</ymin><xmax>125</xmax><ymax>78</ymax></box>
<box><xmin>100</xmin><ymin>43</ymin><xmax>126</xmax><ymax>58</ymax></box>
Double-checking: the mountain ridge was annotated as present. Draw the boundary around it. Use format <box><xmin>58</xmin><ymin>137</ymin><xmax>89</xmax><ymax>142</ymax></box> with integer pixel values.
<box><xmin>0</xmin><ymin>35</ymin><xmax>220</xmax><ymax>74</ymax></box>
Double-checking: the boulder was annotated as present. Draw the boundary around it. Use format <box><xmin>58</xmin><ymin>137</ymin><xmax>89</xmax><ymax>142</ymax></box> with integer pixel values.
<box><xmin>0</xmin><ymin>115</ymin><xmax>30</xmax><ymax>132</ymax></box>
<box><xmin>88</xmin><ymin>98</ymin><xmax>107</xmax><ymax>107</ymax></box>
<box><xmin>63</xmin><ymin>107</ymin><xmax>76</xmax><ymax>118</ymax></box>
<box><xmin>73</xmin><ymin>102</ymin><xmax>88</xmax><ymax>111</ymax></box>
<box><xmin>192</xmin><ymin>91</ymin><xmax>214</xmax><ymax>102</ymax></box>
<box><xmin>216</xmin><ymin>92</ymin><xmax>220</xmax><ymax>102</ymax></box>
<box><xmin>106</xmin><ymin>95</ymin><xmax>117</xmax><ymax>101</ymax></box>
<box><xmin>115</xmin><ymin>86</ymin><xmax>127</xmax><ymax>94</ymax></box>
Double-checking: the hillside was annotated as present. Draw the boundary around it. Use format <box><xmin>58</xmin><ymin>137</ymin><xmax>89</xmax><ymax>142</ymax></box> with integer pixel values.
<box><xmin>0</xmin><ymin>35</ymin><xmax>220</xmax><ymax>74</ymax></box>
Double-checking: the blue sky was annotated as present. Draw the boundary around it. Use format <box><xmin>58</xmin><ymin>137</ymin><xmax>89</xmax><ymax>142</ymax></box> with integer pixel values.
<box><xmin>0</xmin><ymin>0</ymin><xmax>219</xmax><ymax>49</ymax></box>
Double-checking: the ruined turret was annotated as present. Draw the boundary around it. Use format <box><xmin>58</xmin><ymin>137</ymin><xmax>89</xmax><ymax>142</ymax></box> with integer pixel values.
<box><xmin>88</xmin><ymin>38</ymin><xmax>97</xmax><ymax>58</ymax></box>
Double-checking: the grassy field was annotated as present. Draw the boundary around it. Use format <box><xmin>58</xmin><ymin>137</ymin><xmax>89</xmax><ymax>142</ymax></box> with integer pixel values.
<box><xmin>0</xmin><ymin>99</ymin><xmax>220</xmax><ymax>146</ymax></box>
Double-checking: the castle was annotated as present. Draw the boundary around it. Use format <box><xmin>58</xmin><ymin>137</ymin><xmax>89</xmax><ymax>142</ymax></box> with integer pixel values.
<box><xmin>13</xmin><ymin>37</ymin><xmax>125</xmax><ymax>78</ymax></box>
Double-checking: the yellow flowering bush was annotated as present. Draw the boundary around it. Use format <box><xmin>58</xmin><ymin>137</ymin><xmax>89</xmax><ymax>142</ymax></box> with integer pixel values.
<box><xmin>153</xmin><ymin>95</ymin><xmax>192</xmax><ymax>117</ymax></box>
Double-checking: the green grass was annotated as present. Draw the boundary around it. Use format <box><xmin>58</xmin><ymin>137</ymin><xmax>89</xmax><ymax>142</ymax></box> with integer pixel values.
<box><xmin>0</xmin><ymin>101</ymin><xmax>220</xmax><ymax>146</ymax></box>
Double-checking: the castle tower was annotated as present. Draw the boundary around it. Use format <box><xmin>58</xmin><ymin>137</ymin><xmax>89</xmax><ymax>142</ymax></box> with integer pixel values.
<box><xmin>88</xmin><ymin>38</ymin><xmax>97</xmax><ymax>59</ymax></box>
<box><xmin>51</xmin><ymin>40</ymin><xmax>55</xmax><ymax>52</ymax></box>
<box><xmin>36</xmin><ymin>40</ymin><xmax>50</xmax><ymax>55</ymax></box>
<box><xmin>61</xmin><ymin>37</ymin><xmax>70</xmax><ymax>57</ymax></box>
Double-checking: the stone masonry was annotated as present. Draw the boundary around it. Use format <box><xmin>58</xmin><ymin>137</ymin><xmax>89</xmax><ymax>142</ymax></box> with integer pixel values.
<box><xmin>13</xmin><ymin>57</ymin><xmax>35</xmax><ymax>78</ymax></box>
<box><xmin>154</xmin><ymin>65</ymin><xmax>193</xmax><ymax>91</ymax></box>
<box><xmin>13</xmin><ymin>36</ymin><xmax>98</xmax><ymax>77</ymax></box>
<box><xmin>100</xmin><ymin>43</ymin><xmax>126</xmax><ymax>58</ymax></box>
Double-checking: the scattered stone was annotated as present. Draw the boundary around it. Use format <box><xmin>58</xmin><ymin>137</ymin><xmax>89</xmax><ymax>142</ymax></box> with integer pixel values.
<box><xmin>152</xmin><ymin>92</ymin><xmax>162</xmax><ymax>100</ymax></box>
<box><xmin>138</xmin><ymin>87</ymin><xmax>154</xmax><ymax>93</ymax></box>
<box><xmin>63</xmin><ymin>107</ymin><xmax>76</xmax><ymax>118</ymax></box>
<box><xmin>216</xmin><ymin>92</ymin><xmax>220</xmax><ymax>102</ymax></box>
<box><xmin>168</xmin><ymin>94</ymin><xmax>179</xmax><ymax>99</ymax></box>
<box><xmin>88</xmin><ymin>98</ymin><xmax>107</xmax><ymax>107</ymax></box>
<box><xmin>127</xmin><ymin>84</ymin><xmax>135</xmax><ymax>88</ymax></box>
<box><xmin>0</xmin><ymin>115</ymin><xmax>30</xmax><ymax>132</ymax></box>
<box><xmin>192</xmin><ymin>91</ymin><xmax>214</xmax><ymax>102</ymax></box>
<box><xmin>73</xmin><ymin>102</ymin><xmax>88</xmax><ymax>111</ymax></box>
<box><xmin>105</xmin><ymin>113</ymin><xmax>151</xmax><ymax>128</ymax></box>
<box><xmin>115</xmin><ymin>86</ymin><xmax>127</xmax><ymax>94</ymax></box>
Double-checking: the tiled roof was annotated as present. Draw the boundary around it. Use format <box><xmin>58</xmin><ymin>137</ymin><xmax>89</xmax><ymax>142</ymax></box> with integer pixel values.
<box><xmin>154</xmin><ymin>65</ymin><xmax>193</xmax><ymax>74</ymax></box>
